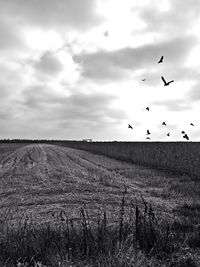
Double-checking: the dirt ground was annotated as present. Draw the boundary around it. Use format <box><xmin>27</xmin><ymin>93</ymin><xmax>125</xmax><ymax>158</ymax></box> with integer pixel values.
<box><xmin>0</xmin><ymin>144</ymin><xmax>196</xmax><ymax>224</ymax></box>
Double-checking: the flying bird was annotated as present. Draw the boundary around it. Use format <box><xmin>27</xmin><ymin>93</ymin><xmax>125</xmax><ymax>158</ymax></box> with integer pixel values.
<box><xmin>161</xmin><ymin>76</ymin><xmax>174</xmax><ymax>86</ymax></box>
<box><xmin>128</xmin><ymin>124</ymin><xmax>133</xmax><ymax>129</ymax></box>
<box><xmin>190</xmin><ymin>123</ymin><xmax>194</xmax><ymax>126</ymax></box>
<box><xmin>146</xmin><ymin>130</ymin><xmax>151</xmax><ymax>135</ymax></box>
<box><xmin>158</xmin><ymin>56</ymin><xmax>164</xmax><ymax>64</ymax></box>
<box><xmin>146</xmin><ymin>107</ymin><xmax>150</xmax><ymax>111</ymax></box>
<box><xmin>167</xmin><ymin>133</ymin><xmax>170</xmax><ymax>136</ymax></box>
<box><xmin>183</xmin><ymin>133</ymin><xmax>189</xmax><ymax>140</ymax></box>
<box><xmin>142</xmin><ymin>79</ymin><xmax>146</xmax><ymax>81</ymax></box>
<box><xmin>181</xmin><ymin>131</ymin><xmax>185</xmax><ymax>134</ymax></box>
<box><xmin>146</xmin><ymin>137</ymin><xmax>151</xmax><ymax>140</ymax></box>
<box><xmin>162</xmin><ymin>122</ymin><xmax>167</xmax><ymax>126</ymax></box>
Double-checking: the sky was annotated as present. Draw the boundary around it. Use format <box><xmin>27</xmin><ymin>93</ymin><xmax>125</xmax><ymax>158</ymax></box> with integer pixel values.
<box><xmin>0</xmin><ymin>0</ymin><xmax>200</xmax><ymax>141</ymax></box>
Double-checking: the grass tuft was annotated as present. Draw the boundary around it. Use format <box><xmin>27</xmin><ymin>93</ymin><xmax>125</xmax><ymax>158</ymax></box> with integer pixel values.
<box><xmin>1</xmin><ymin>196</ymin><xmax>199</xmax><ymax>266</ymax></box>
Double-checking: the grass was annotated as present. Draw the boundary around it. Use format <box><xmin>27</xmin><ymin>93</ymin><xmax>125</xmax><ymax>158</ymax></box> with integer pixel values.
<box><xmin>58</xmin><ymin>141</ymin><xmax>200</xmax><ymax>179</ymax></box>
<box><xmin>1</xmin><ymin>196</ymin><xmax>200</xmax><ymax>267</ymax></box>
<box><xmin>0</xmin><ymin>143</ymin><xmax>200</xmax><ymax>266</ymax></box>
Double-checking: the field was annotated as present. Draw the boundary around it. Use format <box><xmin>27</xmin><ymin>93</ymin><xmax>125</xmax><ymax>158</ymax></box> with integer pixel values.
<box><xmin>58</xmin><ymin>141</ymin><xmax>200</xmax><ymax>179</ymax></box>
<box><xmin>0</xmin><ymin>142</ymin><xmax>200</xmax><ymax>266</ymax></box>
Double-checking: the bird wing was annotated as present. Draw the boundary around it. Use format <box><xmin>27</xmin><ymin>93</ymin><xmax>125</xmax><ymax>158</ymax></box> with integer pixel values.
<box><xmin>161</xmin><ymin>76</ymin><xmax>166</xmax><ymax>84</ymax></box>
<box><xmin>183</xmin><ymin>134</ymin><xmax>189</xmax><ymax>140</ymax></box>
<box><xmin>158</xmin><ymin>56</ymin><xmax>163</xmax><ymax>62</ymax></box>
<box><xmin>169</xmin><ymin>80</ymin><xmax>174</xmax><ymax>84</ymax></box>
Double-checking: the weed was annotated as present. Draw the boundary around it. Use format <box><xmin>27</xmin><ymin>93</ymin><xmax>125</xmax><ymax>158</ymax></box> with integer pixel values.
<box><xmin>0</xmin><ymin>197</ymin><xmax>197</xmax><ymax>266</ymax></box>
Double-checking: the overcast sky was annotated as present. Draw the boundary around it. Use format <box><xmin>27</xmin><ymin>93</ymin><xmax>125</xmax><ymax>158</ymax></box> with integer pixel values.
<box><xmin>0</xmin><ymin>0</ymin><xmax>200</xmax><ymax>141</ymax></box>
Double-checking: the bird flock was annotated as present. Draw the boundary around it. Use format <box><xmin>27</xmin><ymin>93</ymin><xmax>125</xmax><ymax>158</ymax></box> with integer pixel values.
<box><xmin>128</xmin><ymin>56</ymin><xmax>193</xmax><ymax>141</ymax></box>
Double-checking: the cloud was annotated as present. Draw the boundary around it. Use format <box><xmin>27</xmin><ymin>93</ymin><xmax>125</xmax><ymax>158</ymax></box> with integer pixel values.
<box><xmin>73</xmin><ymin>53</ymin><xmax>127</xmax><ymax>82</ymax></box>
<box><xmin>17</xmin><ymin>84</ymin><xmax>127</xmax><ymax>139</ymax></box>
<box><xmin>0</xmin><ymin>0</ymin><xmax>102</xmax><ymax>30</ymax></box>
<box><xmin>187</xmin><ymin>83</ymin><xmax>200</xmax><ymax>102</ymax></box>
<box><xmin>21</xmin><ymin>85</ymin><xmax>65</xmax><ymax>110</ymax></box>
<box><xmin>0</xmin><ymin>83</ymin><xmax>12</xmax><ymax>98</ymax></box>
<box><xmin>171</xmin><ymin>0</ymin><xmax>200</xmax><ymax>22</ymax></box>
<box><xmin>0</xmin><ymin>108</ymin><xmax>15</xmax><ymax>121</ymax></box>
<box><xmin>33</xmin><ymin>52</ymin><xmax>64</xmax><ymax>76</ymax></box>
<box><xmin>139</xmin><ymin>0</ymin><xmax>200</xmax><ymax>36</ymax></box>
<box><xmin>0</xmin><ymin>61</ymin><xmax>25</xmax><ymax>98</ymax></box>
<box><xmin>55</xmin><ymin>93</ymin><xmax>126</xmax><ymax>123</ymax></box>
<box><xmin>0</xmin><ymin>17</ymin><xmax>25</xmax><ymax>51</ymax></box>
<box><xmin>21</xmin><ymin>85</ymin><xmax>127</xmax><ymax>125</ymax></box>
<box><xmin>0</xmin><ymin>0</ymin><xmax>199</xmax><ymax>140</ymax></box>
<box><xmin>153</xmin><ymin>99</ymin><xmax>191</xmax><ymax>111</ymax></box>
<box><xmin>75</xmin><ymin>36</ymin><xmax>197</xmax><ymax>81</ymax></box>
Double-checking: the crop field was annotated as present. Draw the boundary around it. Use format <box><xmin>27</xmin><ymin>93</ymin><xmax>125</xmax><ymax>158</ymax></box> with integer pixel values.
<box><xmin>0</xmin><ymin>143</ymin><xmax>200</xmax><ymax>266</ymax></box>
<box><xmin>59</xmin><ymin>141</ymin><xmax>200</xmax><ymax>179</ymax></box>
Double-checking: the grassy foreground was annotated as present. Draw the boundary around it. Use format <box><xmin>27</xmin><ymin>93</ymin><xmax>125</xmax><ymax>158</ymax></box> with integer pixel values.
<box><xmin>0</xmin><ymin>195</ymin><xmax>200</xmax><ymax>267</ymax></box>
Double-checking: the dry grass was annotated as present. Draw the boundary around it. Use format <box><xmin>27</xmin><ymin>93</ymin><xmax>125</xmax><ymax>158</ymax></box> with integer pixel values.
<box><xmin>59</xmin><ymin>141</ymin><xmax>200</xmax><ymax>179</ymax></box>
<box><xmin>0</xmin><ymin>143</ymin><xmax>200</xmax><ymax>266</ymax></box>
<box><xmin>1</xmin><ymin>197</ymin><xmax>200</xmax><ymax>267</ymax></box>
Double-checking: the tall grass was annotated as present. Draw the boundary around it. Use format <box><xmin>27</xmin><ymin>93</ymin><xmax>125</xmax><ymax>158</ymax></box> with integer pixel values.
<box><xmin>0</xmin><ymin>197</ymin><xmax>199</xmax><ymax>266</ymax></box>
<box><xmin>58</xmin><ymin>141</ymin><xmax>200</xmax><ymax>179</ymax></box>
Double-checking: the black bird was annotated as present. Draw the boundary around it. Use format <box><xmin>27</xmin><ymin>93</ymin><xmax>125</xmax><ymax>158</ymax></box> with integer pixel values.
<box><xmin>146</xmin><ymin>137</ymin><xmax>151</xmax><ymax>140</ymax></box>
<box><xmin>190</xmin><ymin>123</ymin><xmax>194</xmax><ymax>126</ymax></box>
<box><xmin>183</xmin><ymin>133</ymin><xmax>189</xmax><ymax>140</ymax></box>
<box><xmin>181</xmin><ymin>131</ymin><xmax>185</xmax><ymax>134</ymax></box>
<box><xmin>128</xmin><ymin>124</ymin><xmax>133</xmax><ymax>129</ymax></box>
<box><xmin>146</xmin><ymin>107</ymin><xmax>149</xmax><ymax>111</ymax></box>
<box><xmin>167</xmin><ymin>133</ymin><xmax>170</xmax><ymax>136</ymax></box>
<box><xmin>142</xmin><ymin>78</ymin><xmax>146</xmax><ymax>81</ymax></box>
<box><xmin>158</xmin><ymin>56</ymin><xmax>164</xmax><ymax>64</ymax></box>
<box><xmin>146</xmin><ymin>130</ymin><xmax>151</xmax><ymax>135</ymax></box>
<box><xmin>162</xmin><ymin>122</ymin><xmax>167</xmax><ymax>126</ymax></box>
<box><xmin>161</xmin><ymin>76</ymin><xmax>174</xmax><ymax>86</ymax></box>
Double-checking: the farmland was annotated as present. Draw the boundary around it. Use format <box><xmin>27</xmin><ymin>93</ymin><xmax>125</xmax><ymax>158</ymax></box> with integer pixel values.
<box><xmin>59</xmin><ymin>141</ymin><xmax>200</xmax><ymax>179</ymax></box>
<box><xmin>0</xmin><ymin>142</ymin><xmax>200</xmax><ymax>266</ymax></box>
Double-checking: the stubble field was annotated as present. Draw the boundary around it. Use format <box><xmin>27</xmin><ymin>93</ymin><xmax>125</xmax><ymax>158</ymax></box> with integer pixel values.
<box><xmin>0</xmin><ymin>143</ymin><xmax>200</xmax><ymax>266</ymax></box>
